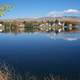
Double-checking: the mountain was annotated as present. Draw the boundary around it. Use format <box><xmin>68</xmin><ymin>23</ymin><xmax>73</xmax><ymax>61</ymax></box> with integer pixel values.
<box><xmin>0</xmin><ymin>16</ymin><xmax>80</xmax><ymax>22</ymax></box>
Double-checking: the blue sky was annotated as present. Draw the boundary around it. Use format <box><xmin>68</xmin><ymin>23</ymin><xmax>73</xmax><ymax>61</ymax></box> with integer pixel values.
<box><xmin>0</xmin><ymin>0</ymin><xmax>80</xmax><ymax>19</ymax></box>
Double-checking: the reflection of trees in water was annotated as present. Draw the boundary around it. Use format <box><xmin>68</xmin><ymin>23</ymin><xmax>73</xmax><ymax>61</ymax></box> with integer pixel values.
<box><xmin>0</xmin><ymin>18</ymin><xmax>80</xmax><ymax>34</ymax></box>
<box><xmin>3</xmin><ymin>27</ymin><xmax>39</xmax><ymax>33</ymax></box>
<box><xmin>1</xmin><ymin>20</ymin><xmax>79</xmax><ymax>33</ymax></box>
<box><xmin>2</xmin><ymin>24</ymin><xmax>80</xmax><ymax>41</ymax></box>
<box><xmin>2</xmin><ymin>26</ymin><xmax>79</xmax><ymax>33</ymax></box>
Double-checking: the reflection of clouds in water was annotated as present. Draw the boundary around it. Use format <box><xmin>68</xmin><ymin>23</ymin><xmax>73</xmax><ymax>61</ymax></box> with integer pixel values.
<box><xmin>45</xmin><ymin>32</ymin><xmax>80</xmax><ymax>41</ymax></box>
<box><xmin>63</xmin><ymin>37</ymin><xmax>78</xmax><ymax>41</ymax></box>
<box><xmin>46</xmin><ymin>32</ymin><xmax>57</xmax><ymax>40</ymax></box>
<box><xmin>62</xmin><ymin>32</ymin><xmax>80</xmax><ymax>41</ymax></box>
<box><xmin>1</xmin><ymin>32</ymin><xmax>80</xmax><ymax>41</ymax></box>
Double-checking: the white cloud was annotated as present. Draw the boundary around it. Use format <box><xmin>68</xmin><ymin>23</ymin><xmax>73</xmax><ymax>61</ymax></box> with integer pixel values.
<box><xmin>48</xmin><ymin>9</ymin><xmax>80</xmax><ymax>17</ymax></box>
<box><xmin>48</xmin><ymin>11</ymin><xmax>63</xmax><ymax>15</ymax></box>
<box><xmin>48</xmin><ymin>11</ymin><xmax>64</xmax><ymax>17</ymax></box>
<box><xmin>64</xmin><ymin>9</ymin><xmax>80</xmax><ymax>14</ymax></box>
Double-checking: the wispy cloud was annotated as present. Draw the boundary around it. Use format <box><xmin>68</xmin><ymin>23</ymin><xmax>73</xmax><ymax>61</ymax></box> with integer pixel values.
<box><xmin>64</xmin><ymin>9</ymin><xmax>80</xmax><ymax>14</ymax></box>
<box><xmin>48</xmin><ymin>11</ymin><xmax>63</xmax><ymax>17</ymax></box>
<box><xmin>48</xmin><ymin>9</ymin><xmax>80</xmax><ymax>17</ymax></box>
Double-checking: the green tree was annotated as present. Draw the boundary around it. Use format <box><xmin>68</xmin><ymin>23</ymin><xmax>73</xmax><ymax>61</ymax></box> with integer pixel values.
<box><xmin>0</xmin><ymin>4</ymin><xmax>12</xmax><ymax>16</ymax></box>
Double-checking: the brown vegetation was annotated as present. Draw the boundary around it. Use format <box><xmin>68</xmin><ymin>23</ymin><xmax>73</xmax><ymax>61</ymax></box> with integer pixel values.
<box><xmin>0</xmin><ymin>63</ymin><xmax>15</xmax><ymax>80</ymax></box>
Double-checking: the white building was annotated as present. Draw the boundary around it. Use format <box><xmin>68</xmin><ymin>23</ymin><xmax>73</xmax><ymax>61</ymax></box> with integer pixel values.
<box><xmin>0</xmin><ymin>23</ymin><xmax>4</xmax><ymax>32</ymax></box>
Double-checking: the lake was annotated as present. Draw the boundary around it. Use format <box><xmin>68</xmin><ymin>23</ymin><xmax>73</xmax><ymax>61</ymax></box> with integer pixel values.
<box><xmin>0</xmin><ymin>31</ymin><xmax>80</xmax><ymax>79</ymax></box>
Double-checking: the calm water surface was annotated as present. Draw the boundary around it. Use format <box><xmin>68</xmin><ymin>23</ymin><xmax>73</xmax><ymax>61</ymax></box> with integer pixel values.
<box><xmin>0</xmin><ymin>32</ymin><xmax>80</xmax><ymax>74</ymax></box>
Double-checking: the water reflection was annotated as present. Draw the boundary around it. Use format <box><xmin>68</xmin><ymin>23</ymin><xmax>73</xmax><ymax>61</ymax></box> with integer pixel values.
<box><xmin>0</xmin><ymin>25</ymin><xmax>80</xmax><ymax>80</ymax></box>
<box><xmin>45</xmin><ymin>32</ymin><xmax>80</xmax><ymax>41</ymax></box>
<box><xmin>0</xmin><ymin>25</ymin><xmax>80</xmax><ymax>41</ymax></box>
